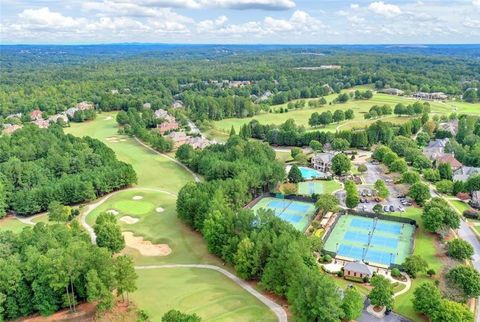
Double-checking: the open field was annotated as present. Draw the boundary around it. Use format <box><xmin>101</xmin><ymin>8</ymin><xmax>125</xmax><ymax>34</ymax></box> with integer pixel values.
<box><xmin>298</xmin><ymin>180</ymin><xmax>342</xmax><ymax>196</ymax></box>
<box><xmin>66</xmin><ymin>115</ymin><xmax>279</xmax><ymax>320</ymax></box>
<box><xmin>0</xmin><ymin>217</ymin><xmax>31</xmax><ymax>233</ymax></box>
<box><xmin>211</xmin><ymin>91</ymin><xmax>480</xmax><ymax>138</ymax></box>
<box><xmin>132</xmin><ymin>268</ymin><xmax>276</xmax><ymax>322</ymax></box>
<box><xmin>450</xmin><ymin>199</ymin><xmax>472</xmax><ymax>214</ymax></box>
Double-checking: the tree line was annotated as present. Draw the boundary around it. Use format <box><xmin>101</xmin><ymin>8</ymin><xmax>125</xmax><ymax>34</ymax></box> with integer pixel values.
<box><xmin>0</xmin><ymin>125</ymin><xmax>137</xmax><ymax>216</ymax></box>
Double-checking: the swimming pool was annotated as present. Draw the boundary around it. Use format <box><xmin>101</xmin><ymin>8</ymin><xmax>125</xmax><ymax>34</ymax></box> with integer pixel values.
<box><xmin>299</xmin><ymin>167</ymin><xmax>324</xmax><ymax>179</ymax></box>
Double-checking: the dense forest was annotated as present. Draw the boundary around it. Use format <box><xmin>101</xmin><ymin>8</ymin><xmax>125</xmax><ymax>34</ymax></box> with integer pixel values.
<box><xmin>1</xmin><ymin>45</ymin><xmax>479</xmax><ymax>123</ymax></box>
<box><xmin>0</xmin><ymin>125</ymin><xmax>137</xmax><ymax>216</ymax></box>
<box><xmin>0</xmin><ymin>222</ymin><xmax>136</xmax><ymax>320</ymax></box>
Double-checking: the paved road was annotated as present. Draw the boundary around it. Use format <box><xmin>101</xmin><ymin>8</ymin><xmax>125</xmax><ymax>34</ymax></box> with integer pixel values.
<box><xmin>358</xmin><ymin>299</ymin><xmax>411</xmax><ymax>322</ymax></box>
<box><xmin>136</xmin><ymin>264</ymin><xmax>288</xmax><ymax>322</ymax></box>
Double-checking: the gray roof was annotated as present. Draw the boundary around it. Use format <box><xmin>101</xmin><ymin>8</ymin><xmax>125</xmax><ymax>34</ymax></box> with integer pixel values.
<box><xmin>312</xmin><ymin>152</ymin><xmax>335</xmax><ymax>163</ymax></box>
<box><xmin>453</xmin><ymin>166</ymin><xmax>480</xmax><ymax>182</ymax></box>
<box><xmin>426</xmin><ymin>138</ymin><xmax>449</xmax><ymax>149</ymax></box>
<box><xmin>344</xmin><ymin>261</ymin><xmax>373</xmax><ymax>275</ymax></box>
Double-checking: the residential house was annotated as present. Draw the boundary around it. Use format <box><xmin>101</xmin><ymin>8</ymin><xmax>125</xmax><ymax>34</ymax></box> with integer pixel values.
<box><xmin>187</xmin><ymin>136</ymin><xmax>212</xmax><ymax>150</ymax></box>
<box><xmin>6</xmin><ymin>113</ymin><xmax>22</xmax><ymax>120</ymax></box>
<box><xmin>436</xmin><ymin>154</ymin><xmax>463</xmax><ymax>171</ymax></box>
<box><xmin>32</xmin><ymin>119</ymin><xmax>49</xmax><ymax>129</ymax></box>
<box><xmin>381</xmin><ymin>88</ymin><xmax>405</xmax><ymax>96</ymax></box>
<box><xmin>157</xmin><ymin>115</ymin><xmax>179</xmax><ymax>135</ymax></box>
<box><xmin>65</xmin><ymin>107</ymin><xmax>78</xmax><ymax>118</ymax></box>
<box><xmin>322</xmin><ymin>84</ymin><xmax>334</xmax><ymax>94</ymax></box>
<box><xmin>423</xmin><ymin>138</ymin><xmax>449</xmax><ymax>160</ymax></box>
<box><xmin>111</xmin><ymin>89</ymin><xmax>119</xmax><ymax>94</ymax></box>
<box><xmin>413</xmin><ymin>92</ymin><xmax>448</xmax><ymax>100</ymax></box>
<box><xmin>453</xmin><ymin>166</ymin><xmax>480</xmax><ymax>182</ymax></box>
<box><xmin>438</xmin><ymin>119</ymin><xmax>459</xmax><ymax>136</ymax></box>
<box><xmin>255</xmin><ymin>91</ymin><xmax>273</xmax><ymax>103</ymax></box>
<box><xmin>154</xmin><ymin>109</ymin><xmax>169</xmax><ymax>119</ymax></box>
<box><xmin>143</xmin><ymin>103</ymin><xmax>151</xmax><ymax>110</ymax></box>
<box><xmin>30</xmin><ymin>110</ymin><xmax>43</xmax><ymax>121</ymax></box>
<box><xmin>343</xmin><ymin>261</ymin><xmax>374</xmax><ymax>279</ymax></box>
<box><xmin>311</xmin><ymin>152</ymin><xmax>336</xmax><ymax>173</ymax></box>
<box><xmin>470</xmin><ymin>191</ymin><xmax>480</xmax><ymax>209</ymax></box>
<box><xmin>75</xmin><ymin>101</ymin><xmax>94</xmax><ymax>111</ymax></box>
<box><xmin>167</xmin><ymin>131</ymin><xmax>188</xmax><ymax>148</ymax></box>
<box><xmin>2</xmin><ymin>124</ymin><xmax>23</xmax><ymax>135</ymax></box>
<box><xmin>48</xmin><ymin>114</ymin><xmax>69</xmax><ymax>124</ymax></box>
<box><xmin>172</xmin><ymin>100</ymin><xmax>184</xmax><ymax>109</ymax></box>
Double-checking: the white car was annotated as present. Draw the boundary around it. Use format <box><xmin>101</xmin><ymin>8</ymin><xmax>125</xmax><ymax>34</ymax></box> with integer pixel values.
<box><xmin>398</xmin><ymin>206</ymin><xmax>405</xmax><ymax>212</ymax></box>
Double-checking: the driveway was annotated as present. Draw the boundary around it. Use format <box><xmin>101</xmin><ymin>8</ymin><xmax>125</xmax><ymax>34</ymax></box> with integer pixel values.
<box><xmin>358</xmin><ymin>299</ymin><xmax>411</xmax><ymax>322</ymax></box>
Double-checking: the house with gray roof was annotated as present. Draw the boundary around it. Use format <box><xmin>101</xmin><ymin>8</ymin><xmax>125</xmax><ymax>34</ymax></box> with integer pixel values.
<box><xmin>344</xmin><ymin>261</ymin><xmax>374</xmax><ymax>279</ymax></box>
<box><xmin>423</xmin><ymin>138</ymin><xmax>449</xmax><ymax>160</ymax></box>
<box><xmin>311</xmin><ymin>152</ymin><xmax>336</xmax><ymax>173</ymax></box>
<box><xmin>453</xmin><ymin>166</ymin><xmax>480</xmax><ymax>182</ymax></box>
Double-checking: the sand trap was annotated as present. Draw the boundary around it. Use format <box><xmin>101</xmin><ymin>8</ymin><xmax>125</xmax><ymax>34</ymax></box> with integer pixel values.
<box><xmin>132</xmin><ymin>195</ymin><xmax>144</xmax><ymax>200</ymax></box>
<box><xmin>156</xmin><ymin>207</ymin><xmax>164</xmax><ymax>213</ymax></box>
<box><xmin>107</xmin><ymin>209</ymin><xmax>119</xmax><ymax>215</ymax></box>
<box><xmin>105</xmin><ymin>116</ymin><xmax>113</xmax><ymax>120</ymax></box>
<box><xmin>119</xmin><ymin>216</ymin><xmax>139</xmax><ymax>224</ymax></box>
<box><xmin>119</xmin><ymin>139</ymin><xmax>127</xmax><ymax>142</ymax></box>
<box><xmin>123</xmin><ymin>232</ymin><xmax>171</xmax><ymax>256</ymax></box>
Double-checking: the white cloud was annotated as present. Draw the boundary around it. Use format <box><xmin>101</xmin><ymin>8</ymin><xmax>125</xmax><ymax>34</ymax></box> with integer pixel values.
<box><xmin>473</xmin><ymin>0</ymin><xmax>480</xmax><ymax>8</ymax></box>
<box><xmin>197</xmin><ymin>15</ymin><xmax>228</xmax><ymax>32</ymax></box>
<box><xmin>368</xmin><ymin>1</ymin><xmax>401</xmax><ymax>17</ymax></box>
<box><xmin>350</xmin><ymin>3</ymin><xmax>359</xmax><ymax>9</ymax></box>
<box><xmin>108</xmin><ymin>0</ymin><xmax>295</xmax><ymax>10</ymax></box>
<box><xmin>18</xmin><ymin>7</ymin><xmax>84</xmax><ymax>30</ymax></box>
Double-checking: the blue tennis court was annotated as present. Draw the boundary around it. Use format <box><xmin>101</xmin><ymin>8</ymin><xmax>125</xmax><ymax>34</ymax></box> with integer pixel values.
<box><xmin>324</xmin><ymin>214</ymin><xmax>415</xmax><ymax>266</ymax></box>
<box><xmin>251</xmin><ymin>197</ymin><xmax>316</xmax><ymax>232</ymax></box>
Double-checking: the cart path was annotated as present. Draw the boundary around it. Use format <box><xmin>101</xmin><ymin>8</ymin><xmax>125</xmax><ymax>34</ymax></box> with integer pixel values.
<box><xmin>135</xmin><ymin>264</ymin><xmax>288</xmax><ymax>322</ymax></box>
<box><xmin>133</xmin><ymin>137</ymin><xmax>201</xmax><ymax>183</ymax></box>
<box><xmin>80</xmin><ymin>187</ymin><xmax>176</xmax><ymax>243</ymax></box>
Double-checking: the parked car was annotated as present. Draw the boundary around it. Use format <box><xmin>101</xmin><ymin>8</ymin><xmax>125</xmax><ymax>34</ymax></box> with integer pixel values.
<box><xmin>383</xmin><ymin>205</ymin><xmax>389</xmax><ymax>212</ymax></box>
<box><xmin>367</xmin><ymin>191</ymin><xmax>372</xmax><ymax>197</ymax></box>
<box><xmin>389</xmin><ymin>205</ymin><xmax>395</xmax><ymax>212</ymax></box>
<box><xmin>361</xmin><ymin>191</ymin><xmax>366</xmax><ymax>197</ymax></box>
<box><xmin>398</xmin><ymin>206</ymin><xmax>405</xmax><ymax>212</ymax></box>
<box><xmin>374</xmin><ymin>197</ymin><xmax>381</xmax><ymax>202</ymax></box>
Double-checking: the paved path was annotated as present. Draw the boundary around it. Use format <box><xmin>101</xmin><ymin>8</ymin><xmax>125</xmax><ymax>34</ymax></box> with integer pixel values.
<box><xmin>15</xmin><ymin>212</ymin><xmax>45</xmax><ymax>225</ymax></box>
<box><xmin>135</xmin><ymin>264</ymin><xmax>288</xmax><ymax>322</ymax></box>
<box><xmin>133</xmin><ymin>137</ymin><xmax>201</xmax><ymax>182</ymax></box>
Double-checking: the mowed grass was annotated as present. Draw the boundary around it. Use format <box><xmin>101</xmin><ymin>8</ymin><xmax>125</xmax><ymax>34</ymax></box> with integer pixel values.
<box><xmin>0</xmin><ymin>217</ymin><xmax>31</xmax><ymax>233</ymax></box>
<box><xmin>298</xmin><ymin>180</ymin><xmax>342</xmax><ymax>195</ymax></box>
<box><xmin>212</xmin><ymin>91</ymin><xmax>480</xmax><ymax>136</ymax></box>
<box><xmin>450</xmin><ymin>200</ymin><xmax>471</xmax><ymax>214</ymax></box>
<box><xmin>87</xmin><ymin>189</ymin><xmax>222</xmax><ymax>266</ymax></box>
<box><xmin>387</xmin><ymin>207</ymin><xmax>443</xmax><ymax>322</ymax></box>
<box><xmin>132</xmin><ymin>268</ymin><xmax>276</xmax><ymax>322</ymax></box>
<box><xmin>65</xmin><ymin>112</ymin><xmax>193</xmax><ymax>193</ymax></box>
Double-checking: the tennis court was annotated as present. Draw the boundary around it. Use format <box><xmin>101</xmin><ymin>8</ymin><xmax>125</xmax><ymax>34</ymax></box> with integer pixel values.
<box><xmin>250</xmin><ymin>197</ymin><xmax>316</xmax><ymax>231</ymax></box>
<box><xmin>324</xmin><ymin>214</ymin><xmax>415</xmax><ymax>266</ymax></box>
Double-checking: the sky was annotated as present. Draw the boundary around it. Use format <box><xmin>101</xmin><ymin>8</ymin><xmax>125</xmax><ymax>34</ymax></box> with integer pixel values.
<box><xmin>1</xmin><ymin>0</ymin><xmax>479</xmax><ymax>44</ymax></box>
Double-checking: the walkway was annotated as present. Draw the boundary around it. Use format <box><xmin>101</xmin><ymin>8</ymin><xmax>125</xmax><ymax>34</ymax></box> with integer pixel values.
<box><xmin>135</xmin><ymin>264</ymin><xmax>288</xmax><ymax>322</ymax></box>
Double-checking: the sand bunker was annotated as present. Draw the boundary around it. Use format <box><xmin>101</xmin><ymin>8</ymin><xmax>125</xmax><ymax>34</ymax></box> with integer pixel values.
<box><xmin>105</xmin><ymin>116</ymin><xmax>113</xmax><ymax>120</ymax></box>
<box><xmin>105</xmin><ymin>136</ymin><xmax>120</xmax><ymax>143</ymax></box>
<box><xmin>132</xmin><ymin>195</ymin><xmax>144</xmax><ymax>200</ymax></box>
<box><xmin>156</xmin><ymin>207</ymin><xmax>164</xmax><ymax>213</ymax></box>
<box><xmin>123</xmin><ymin>232</ymin><xmax>171</xmax><ymax>256</ymax></box>
<box><xmin>107</xmin><ymin>209</ymin><xmax>119</xmax><ymax>215</ymax></box>
<box><xmin>120</xmin><ymin>216</ymin><xmax>139</xmax><ymax>224</ymax></box>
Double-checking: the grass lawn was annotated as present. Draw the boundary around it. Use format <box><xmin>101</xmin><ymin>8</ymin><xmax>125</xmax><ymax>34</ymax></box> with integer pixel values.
<box><xmin>275</xmin><ymin>150</ymin><xmax>292</xmax><ymax>163</ymax></box>
<box><xmin>388</xmin><ymin>207</ymin><xmax>442</xmax><ymax>322</ymax></box>
<box><xmin>475</xmin><ymin>226</ymin><xmax>480</xmax><ymax>234</ymax></box>
<box><xmin>87</xmin><ymin>189</ymin><xmax>222</xmax><ymax>266</ymax></box>
<box><xmin>297</xmin><ymin>180</ymin><xmax>342</xmax><ymax>195</ymax></box>
<box><xmin>65</xmin><ymin>112</ymin><xmax>193</xmax><ymax>193</ymax></box>
<box><xmin>331</xmin><ymin>275</ymin><xmax>370</xmax><ymax>297</ymax></box>
<box><xmin>211</xmin><ymin>92</ymin><xmax>480</xmax><ymax>137</ymax></box>
<box><xmin>132</xmin><ymin>268</ymin><xmax>276</xmax><ymax>322</ymax></box>
<box><xmin>449</xmin><ymin>200</ymin><xmax>471</xmax><ymax>214</ymax></box>
<box><xmin>0</xmin><ymin>217</ymin><xmax>31</xmax><ymax>233</ymax></box>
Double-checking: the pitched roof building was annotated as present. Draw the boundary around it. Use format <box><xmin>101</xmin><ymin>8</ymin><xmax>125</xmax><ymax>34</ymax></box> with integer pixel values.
<box><xmin>344</xmin><ymin>261</ymin><xmax>374</xmax><ymax>279</ymax></box>
<box><xmin>167</xmin><ymin>131</ymin><xmax>188</xmax><ymax>148</ymax></box>
<box><xmin>423</xmin><ymin>138</ymin><xmax>449</xmax><ymax>160</ymax></box>
<box><xmin>30</xmin><ymin>110</ymin><xmax>43</xmax><ymax>121</ymax></box>
<box><xmin>436</xmin><ymin>154</ymin><xmax>463</xmax><ymax>171</ymax></box>
<box><xmin>2</xmin><ymin>124</ymin><xmax>23</xmax><ymax>135</ymax></box>
<box><xmin>154</xmin><ymin>109</ymin><xmax>169</xmax><ymax>119</ymax></box>
<box><xmin>311</xmin><ymin>152</ymin><xmax>336</xmax><ymax>173</ymax></box>
<box><xmin>453</xmin><ymin>166</ymin><xmax>480</xmax><ymax>182</ymax></box>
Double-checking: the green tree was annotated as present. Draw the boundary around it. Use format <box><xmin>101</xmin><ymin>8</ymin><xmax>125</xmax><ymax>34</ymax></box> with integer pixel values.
<box><xmin>422</xmin><ymin>198</ymin><xmax>460</xmax><ymax>232</ymax></box>
<box><xmin>446</xmin><ymin>265</ymin><xmax>480</xmax><ymax>298</ymax></box>
<box><xmin>333</xmin><ymin>110</ymin><xmax>345</xmax><ymax>123</ymax></box>
<box><xmin>291</xmin><ymin>147</ymin><xmax>302</xmax><ymax>159</ymax></box>
<box><xmin>94</xmin><ymin>213</ymin><xmax>125</xmax><ymax>254</ymax></box>
<box><xmin>423</xmin><ymin>169</ymin><xmax>441</xmax><ymax>182</ymax></box>
<box><xmin>431</xmin><ymin>299</ymin><xmax>473</xmax><ymax>322</ymax></box>
<box><xmin>345</xmin><ymin>109</ymin><xmax>354</xmax><ymax>120</ymax></box>
<box><xmin>345</xmin><ymin>180</ymin><xmax>359</xmax><ymax>209</ymax></box>
<box><xmin>373</xmin><ymin>204</ymin><xmax>384</xmax><ymax>214</ymax></box>
<box><xmin>341</xmin><ymin>287</ymin><xmax>363</xmax><ymax>321</ymax></box>
<box><xmin>412</xmin><ymin>282</ymin><xmax>442</xmax><ymax>317</ymax></box>
<box><xmin>229</xmin><ymin>126</ymin><xmax>236</xmax><ymax>136</ymax></box>
<box><xmin>331</xmin><ymin>138</ymin><xmax>350</xmax><ymax>151</ymax></box>
<box><xmin>416</xmin><ymin>132</ymin><xmax>431</xmax><ymax>146</ymax></box>
<box><xmin>315</xmin><ymin>194</ymin><xmax>339</xmax><ymax>215</ymax></box>
<box><xmin>401</xmin><ymin>171</ymin><xmax>421</xmax><ymax>184</ymax></box>
<box><xmin>162</xmin><ymin>309</ymin><xmax>202</xmax><ymax>322</ymax></box>
<box><xmin>288</xmin><ymin>165</ymin><xmax>303</xmax><ymax>183</ymax></box>
<box><xmin>234</xmin><ymin>237</ymin><xmax>258</xmax><ymax>279</ymax></box>
<box><xmin>374</xmin><ymin>179</ymin><xmax>389</xmax><ymax>199</ymax></box>
<box><xmin>436</xmin><ymin>180</ymin><xmax>453</xmax><ymax>195</ymax></box>
<box><xmin>331</xmin><ymin>153</ymin><xmax>352</xmax><ymax>175</ymax></box>
<box><xmin>357</xmin><ymin>164</ymin><xmax>367</xmax><ymax>173</ymax></box>
<box><xmin>0</xmin><ymin>183</ymin><xmax>6</xmax><ymax>219</ymax></box>
<box><xmin>287</xmin><ymin>269</ymin><xmax>343</xmax><ymax>322</ymax></box>
<box><xmin>408</xmin><ymin>182</ymin><xmax>431</xmax><ymax>206</ymax></box>
<box><xmin>438</xmin><ymin>163</ymin><xmax>453</xmax><ymax>180</ymax></box>
<box><xmin>402</xmin><ymin>255</ymin><xmax>428</xmax><ymax>278</ymax></box>
<box><xmin>309</xmin><ymin>140</ymin><xmax>322</xmax><ymax>151</ymax></box>
<box><xmin>447</xmin><ymin>239</ymin><xmax>474</xmax><ymax>261</ymax></box>
<box><xmin>114</xmin><ymin>255</ymin><xmax>137</xmax><ymax>303</ymax></box>
<box><xmin>48</xmin><ymin>201</ymin><xmax>71</xmax><ymax>222</ymax></box>
<box><xmin>368</xmin><ymin>275</ymin><xmax>394</xmax><ymax>309</ymax></box>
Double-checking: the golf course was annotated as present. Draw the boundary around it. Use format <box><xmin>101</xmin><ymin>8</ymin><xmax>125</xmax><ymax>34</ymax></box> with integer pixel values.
<box><xmin>62</xmin><ymin>113</ymin><xmax>277</xmax><ymax>321</ymax></box>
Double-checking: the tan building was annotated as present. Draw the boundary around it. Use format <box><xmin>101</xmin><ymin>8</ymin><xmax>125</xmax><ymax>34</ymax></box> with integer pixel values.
<box><xmin>344</xmin><ymin>261</ymin><xmax>374</xmax><ymax>279</ymax></box>
<box><xmin>168</xmin><ymin>131</ymin><xmax>188</xmax><ymax>148</ymax></box>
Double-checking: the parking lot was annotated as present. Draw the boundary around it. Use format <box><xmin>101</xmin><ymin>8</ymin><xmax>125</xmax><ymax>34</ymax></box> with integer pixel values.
<box><xmin>336</xmin><ymin>160</ymin><xmax>413</xmax><ymax>214</ymax></box>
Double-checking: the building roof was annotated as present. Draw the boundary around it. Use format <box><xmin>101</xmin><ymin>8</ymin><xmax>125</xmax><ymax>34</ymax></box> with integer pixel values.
<box><xmin>437</xmin><ymin>154</ymin><xmax>463</xmax><ymax>169</ymax></box>
<box><xmin>30</xmin><ymin>110</ymin><xmax>43</xmax><ymax>120</ymax></box>
<box><xmin>154</xmin><ymin>109</ymin><xmax>169</xmax><ymax>119</ymax></box>
<box><xmin>312</xmin><ymin>152</ymin><xmax>335</xmax><ymax>164</ymax></box>
<box><xmin>453</xmin><ymin>166</ymin><xmax>480</xmax><ymax>182</ymax></box>
<box><xmin>426</xmin><ymin>138</ymin><xmax>449</xmax><ymax>149</ymax></box>
<box><xmin>168</xmin><ymin>131</ymin><xmax>188</xmax><ymax>142</ymax></box>
<box><xmin>344</xmin><ymin>261</ymin><xmax>373</xmax><ymax>275</ymax></box>
<box><xmin>2</xmin><ymin>124</ymin><xmax>23</xmax><ymax>135</ymax></box>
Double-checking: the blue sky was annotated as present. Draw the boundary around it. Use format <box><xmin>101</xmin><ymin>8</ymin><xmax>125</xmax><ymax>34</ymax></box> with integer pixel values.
<box><xmin>1</xmin><ymin>0</ymin><xmax>479</xmax><ymax>44</ymax></box>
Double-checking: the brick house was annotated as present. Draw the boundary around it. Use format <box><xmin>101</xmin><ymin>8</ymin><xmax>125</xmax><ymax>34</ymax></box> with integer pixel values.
<box><xmin>344</xmin><ymin>261</ymin><xmax>374</xmax><ymax>279</ymax></box>
<box><xmin>157</xmin><ymin>115</ymin><xmax>179</xmax><ymax>135</ymax></box>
